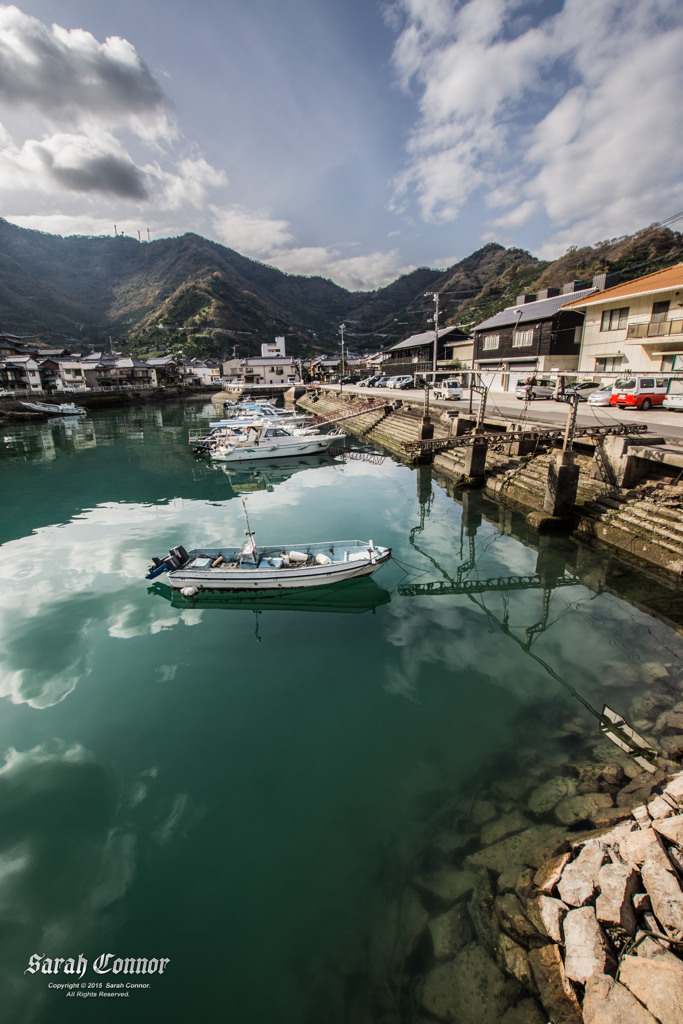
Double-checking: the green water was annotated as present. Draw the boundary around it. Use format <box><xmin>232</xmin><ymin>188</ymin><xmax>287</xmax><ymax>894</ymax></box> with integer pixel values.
<box><xmin>0</xmin><ymin>401</ymin><xmax>681</xmax><ymax>1023</ymax></box>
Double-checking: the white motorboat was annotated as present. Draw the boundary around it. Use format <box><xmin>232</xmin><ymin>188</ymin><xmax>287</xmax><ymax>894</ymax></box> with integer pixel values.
<box><xmin>145</xmin><ymin>502</ymin><xmax>390</xmax><ymax>593</ymax></box>
<box><xmin>20</xmin><ymin>401</ymin><xmax>87</xmax><ymax>416</ymax></box>
<box><xmin>208</xmin><ymin>422</ymin><xmax>345</xmax><ymax>462</ymax></box>
<box><xmin>190</xmin><ymin>412</ymin><xmax>310</xmax><ymax>448</ymax></box>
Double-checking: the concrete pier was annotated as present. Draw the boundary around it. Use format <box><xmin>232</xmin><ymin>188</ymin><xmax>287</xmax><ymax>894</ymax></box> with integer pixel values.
<box><xmin>544</xmin><ymin>451</ymin><xmax>580</xmax><ymax>517</ymax></box>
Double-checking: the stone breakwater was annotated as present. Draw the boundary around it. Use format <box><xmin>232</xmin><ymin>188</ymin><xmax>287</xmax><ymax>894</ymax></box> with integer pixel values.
<box><xmin>297</xmin><ymin>633</ymin><xmax>683</xmax><ymax>1023</ymax></box>
<box><xmin>352</xmin><ymin>758</ymin><xmax>683</xmax><ymax>1023</ymax></box>
<box><xmin>296</xmin><ymin>391</ymin><xmax>683</xmax><ymax>576</ymax></box>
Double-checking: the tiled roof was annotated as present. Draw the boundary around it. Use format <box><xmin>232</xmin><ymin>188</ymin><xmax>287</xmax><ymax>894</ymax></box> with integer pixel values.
<box><xmin>474</xmin><ymin>287</ymin><xmax>597</xmax><ymax>331</ymax></box>
<box><xmin>562</xmin><ymin>263</ymin><xmax>683</xmax><ymax>308</ymax></box>
<box><xmin>388</xmin><ymin>325</ymin><xmax>468</xmax><ymax>352</ymax></box>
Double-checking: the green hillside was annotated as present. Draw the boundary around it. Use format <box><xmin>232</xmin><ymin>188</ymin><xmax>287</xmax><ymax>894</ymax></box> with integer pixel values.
<box><xmin>0</xmin><ymin>218</ymin><xmax>681</xmax><ymax>359</ymax></box>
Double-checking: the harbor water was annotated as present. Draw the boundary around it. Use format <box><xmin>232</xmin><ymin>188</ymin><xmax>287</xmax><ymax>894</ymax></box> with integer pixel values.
<box><xmin>1</xmin><ymin>401</ymin><xmax>681</xmax><ymax>1023</ymax></box>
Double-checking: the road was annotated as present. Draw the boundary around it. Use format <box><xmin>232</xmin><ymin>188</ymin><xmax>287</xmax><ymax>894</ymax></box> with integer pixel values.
<box><xmin>339</xmin><ymin>385</ymin><xmax>683</xmax><ymax>444</ymax></box>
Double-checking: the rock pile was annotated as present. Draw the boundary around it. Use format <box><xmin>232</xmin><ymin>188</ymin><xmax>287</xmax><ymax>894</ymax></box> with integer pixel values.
<box><xmin>532</xmin><ymin>771</ymin><xmax>683</xmax><ymax>1024</ymax></box>
<box><xmin>357</xmin><ymin>763</ymin><xmax>683</xmax><ymax>1024</ymax></box>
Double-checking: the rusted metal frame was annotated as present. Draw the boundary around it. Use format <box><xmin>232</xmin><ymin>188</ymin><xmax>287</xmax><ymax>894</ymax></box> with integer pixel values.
<box><xmin>401</xmin><ymin>422</ymin><xmax>648</xmax><ymax>455</ymax></box>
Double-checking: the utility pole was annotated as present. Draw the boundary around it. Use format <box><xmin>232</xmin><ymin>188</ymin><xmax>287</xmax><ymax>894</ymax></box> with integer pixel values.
<box><xmin>339</xmin><ymin>323</ymin><xmax>346</xmax><ymax>393</ymax></box>
<box><xmin>423</xmin><ymin>292</ymin><xmax>440</xmax><ymax>416</ymax></box>
<box><xmin>432</xmin><ymin>292</ymin><xmax>440</xmax><ymax>386</ymax></box>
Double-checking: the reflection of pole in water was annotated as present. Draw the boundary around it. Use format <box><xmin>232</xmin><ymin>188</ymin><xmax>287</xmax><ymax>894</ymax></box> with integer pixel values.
<box><xmin>401</xmin><ymin>499</ymin><xmax>661</xmax><ymax>771</ymax></box>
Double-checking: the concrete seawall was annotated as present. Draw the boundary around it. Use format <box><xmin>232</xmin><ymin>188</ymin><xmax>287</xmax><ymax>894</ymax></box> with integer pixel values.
<box><xmin>298</xmin><ymin>389</ymin><xmax>683</xmax><ymax>579</ymax></box>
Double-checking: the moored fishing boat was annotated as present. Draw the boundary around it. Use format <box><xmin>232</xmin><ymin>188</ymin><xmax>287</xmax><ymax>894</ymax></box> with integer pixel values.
<box><xmin>145</xmin><ymin>501</ymin><xmax>390</xmax><ymax>593</ymax></box>
<box><xmin>146</xmin><ymin>537</ymin><xmax>391</xmax><ymax>593</ymax></box>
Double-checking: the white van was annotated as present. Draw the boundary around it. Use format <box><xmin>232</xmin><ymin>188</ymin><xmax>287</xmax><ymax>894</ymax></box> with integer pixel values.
<box><xmin>432</xmin><ymin>379</ymin><xmax>463</xmax><ymax>400</ymax></box>
<box><xmin>663</xmin><ymin>378</ymin><xmax>683</xmax><ymax>412</ymax></box>
<box><xmin>609</xmin><ymin>376</ymin><xmax>668</xmax><ymax>410</ymax></box>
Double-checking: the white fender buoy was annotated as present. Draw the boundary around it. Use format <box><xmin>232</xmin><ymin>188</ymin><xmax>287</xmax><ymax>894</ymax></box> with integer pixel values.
<box><xmin>180</xmin><ymin>586</ymin><xmax>198</xmax><ymax>597</ymax></box>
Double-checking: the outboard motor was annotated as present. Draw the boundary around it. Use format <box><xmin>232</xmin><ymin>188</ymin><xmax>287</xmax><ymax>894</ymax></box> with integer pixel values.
<box><xmin>170</xmin><ymin>546</ymin><xmax>190</xmax><ymax>566</ymax></box>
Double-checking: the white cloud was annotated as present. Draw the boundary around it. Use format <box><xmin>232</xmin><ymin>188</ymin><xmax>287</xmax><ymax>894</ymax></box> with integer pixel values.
<box><xmin>211</xmin><ymin>204</ymin><xmax>294</xmax><ymax>254</ymax></box>
<box><xmin>267</xmin><ymin>245</ymin><xmax>414</xmax><ymax>291</ymax></box>
<box><xmin>389</xmin><ymin>0</ymin><xmax>683</xmax><ymax>244</ymax></box>
<box><xmin>0</xmin><ymin>4</ymin><xmax>173</xmax><ymax>138</ymax></box>
<box><xmin>211</xmin><ymin>205</ymin><xmax>412</xmax><ymax>289</ymax></box>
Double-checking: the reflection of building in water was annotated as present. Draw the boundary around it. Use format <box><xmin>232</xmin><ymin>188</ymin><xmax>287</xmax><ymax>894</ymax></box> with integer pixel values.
<box><xmin>48</xmin><ymin>417</ymin><xmax>97</xmax><ymax>450</ymax></box>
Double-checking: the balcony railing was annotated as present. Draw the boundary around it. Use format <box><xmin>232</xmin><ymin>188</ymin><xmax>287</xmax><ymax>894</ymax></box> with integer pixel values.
<box><xmin>626</xmin><ymin>318</ymin><xmax>683</xmax><ymax>339</ymax></box>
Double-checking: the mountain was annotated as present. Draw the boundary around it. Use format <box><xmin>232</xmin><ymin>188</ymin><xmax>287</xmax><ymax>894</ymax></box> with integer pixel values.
<box><xmin>0</xmin><ymin>219</ymin><xmax>681</xmax><ymax>359</ymax></box>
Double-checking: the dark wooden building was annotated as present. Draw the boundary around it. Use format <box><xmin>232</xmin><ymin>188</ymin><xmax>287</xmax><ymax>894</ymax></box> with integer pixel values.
<box><xmin>472</xmin><ymin>275</ymin><xmax>618</xmax><ymax>391</ymax></box>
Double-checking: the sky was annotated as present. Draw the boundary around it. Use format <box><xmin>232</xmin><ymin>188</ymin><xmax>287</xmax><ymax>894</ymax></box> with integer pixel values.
<box><xmin>1</xmin><ymin>0</ymin><xmax>683</xmax><ymax>292</ymax></box>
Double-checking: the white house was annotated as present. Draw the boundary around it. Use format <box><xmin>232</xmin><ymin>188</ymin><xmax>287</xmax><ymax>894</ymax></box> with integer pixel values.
<box><xmin>563</xmin><ymin>263</ymin><xmax>683</xmax><ymax>375</ymax></box>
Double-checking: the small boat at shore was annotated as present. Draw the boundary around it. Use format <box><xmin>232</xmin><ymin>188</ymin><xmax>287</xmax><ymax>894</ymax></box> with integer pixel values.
<box><xmin>145</xmin><ymin>501</ymin><xmax>390</xmax><ymax>593</ymax></box>
<box><xmin>20</xmin><ymin>401</ymin><xmax>87</xmax><ymax>416</ymax></box>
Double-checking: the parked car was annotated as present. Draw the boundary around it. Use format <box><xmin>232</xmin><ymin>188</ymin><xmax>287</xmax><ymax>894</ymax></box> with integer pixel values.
<box><xmin>586</xmin><ymin>383</ymin><xmax>615</xmax><ymax>407</ymax></box>
<box><xmin>341</xmin><ymin>375</ymin><xmax>361</xmax><ymax>384</ymax></box>
<box><xmin>663</xmin><ymin>378</ymin><xmax>683</xmax><ymax>412</ymax></box>
<box><xmin>560</xmin><ymin>380</ymin><xmax>602</xmax><ymax>401</ymax></box>
<box><xmin>387</xmin><ymin>375</ymin><xmax>413</xmax><ymax>389</ymax></box>
<box><xmin>358</xmin><ymin>375</ymin><xmax>380</xmax><ymax>387</ymax></box>
<box><xmin>432</xmin><ymin>378</ymin><xmax>463</xmax><ymax>400</ymax></box>
<box><xmin>514</xmin><ymin>377</ymin><xmax>556</xmax><ymax>400</ymax></box>
<box><xmin>373</xmin><ymin>376</ymin><xmax>392</xmax><ymax>388</ymax></box>
<box><xmin>610</xmin><ymin>376</ymin><xmax>668</xmax><ymax>410</ymax></box>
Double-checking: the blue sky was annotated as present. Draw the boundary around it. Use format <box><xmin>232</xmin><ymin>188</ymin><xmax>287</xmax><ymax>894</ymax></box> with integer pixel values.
<box><xmin>1</xmin><ymin>0</ymin><xmax>683</xmax><ymax>290</ymax></box>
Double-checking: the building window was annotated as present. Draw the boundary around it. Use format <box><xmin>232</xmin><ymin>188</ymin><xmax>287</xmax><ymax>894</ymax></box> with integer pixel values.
<box><xmin>595</xmin><ymin>356</ymin><xmax>624</xmax><ymax>372</ymax></box>
<box><xmin>600</xmin><ymin>307</ymin><xmax>629</xmax><ymax>331</ymax></box>
<box><xmin>482</xmin><ymin>335</ymin><xmax>499</xmax><ymax>350</ymax></box>
<box><xmin>651</xmin><ymin>300</ymin><xmax>670</xmax><ymax>322</ymax></box>
<box><xmin>512</xmin><ymin>328</ymin><xmax>534</xmax><ymax>348</ymax></box>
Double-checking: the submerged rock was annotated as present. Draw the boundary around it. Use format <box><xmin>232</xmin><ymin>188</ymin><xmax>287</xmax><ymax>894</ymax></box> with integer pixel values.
<box><xmin>496</xmin><ymin>932</ymin><xmax>535</xmax><ymax>990</ymax></box>
<box><xmin>495</xmin><ymin>892</ymin><xmax>544</xmax><ymax>949</ymax></box>
<box><xmin>499</xmin><ymin>998</ymin><xmax>546</xmax><ymax>1024</ymax></box>
<box><xmin>466</xmin><ymin>824</ymin><xmax>567</xmax><ymax>875</ymax></box>
<box><xmin>428</xmin><ymin>903</ymin><xmax>473</xmax><ymax>961</ymax></box>
<box><xmin>554</xmin><ymin>791</ymin><xmax>613</xmax><ymax>826</ymax></box>
<box><xmin>527</xmin><ymin>776</ymin><xmax>577</xmax><ymax>815</ymax></box>
<box><xmin>421</xmin><ymin>942</ymin><xmax>511</xmax><ymax>1023</ymax></box>
<box><xmin>527</xmin><ymin>945</ymin><xmax>582</xmax><ymax>1024</ymax></box>
<box><xmin>480</xmin><ymin>810</ymin><xmax>530</xmax><ymax>847</ymax></box>
<box><xmin>468</xmin><ymin>869</ymin><xmax>499</xmax><ymax>952</ymax></box>
<box><xmin>415</xmin><ymin>868</ymin><xmax>476</xmax><ymax>905</ymax></box>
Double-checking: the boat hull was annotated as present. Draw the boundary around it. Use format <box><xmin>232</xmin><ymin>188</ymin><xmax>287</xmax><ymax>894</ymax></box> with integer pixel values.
<box><xmin>151</xmin><ymin>540</ymin><xmax>391</xmax><ymax>592</ymax></box>
<box><xmin>210</xmin><ymin>434</ymin><xmax>343</xmax><ymax>461</ymax></box>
